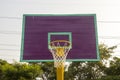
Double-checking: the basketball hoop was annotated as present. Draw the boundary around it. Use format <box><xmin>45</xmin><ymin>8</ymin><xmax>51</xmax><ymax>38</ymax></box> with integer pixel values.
<box><xmin>49</xmin><ymin>40</ymin><xmax>71</xmax><ymax>68</ymax></box>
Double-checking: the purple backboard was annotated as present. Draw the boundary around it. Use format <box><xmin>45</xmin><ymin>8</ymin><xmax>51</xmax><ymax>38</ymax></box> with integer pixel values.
<box><xmin>20</xmin><ymin>14</ymin><xmax>99</xmax><ymax>62</ymax></box>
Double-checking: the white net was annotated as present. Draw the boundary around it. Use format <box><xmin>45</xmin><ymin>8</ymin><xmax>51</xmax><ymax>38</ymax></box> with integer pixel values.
<box><xmin>49</xmin><ymin>40</ymin><xmax>71</xmax><ymax>68</ymax></box>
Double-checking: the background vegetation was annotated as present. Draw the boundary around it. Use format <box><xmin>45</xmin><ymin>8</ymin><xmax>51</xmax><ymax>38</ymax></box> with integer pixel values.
<box><xmin>0</xmin><ymin>44</ymin><xmax>120</xmax><ymax>80</ymax></box>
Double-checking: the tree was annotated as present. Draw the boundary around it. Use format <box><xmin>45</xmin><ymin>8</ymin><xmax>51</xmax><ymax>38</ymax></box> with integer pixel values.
<box><xmin>0</xmin><ymin>60</ymin><xmax>42</xmax><ymax>80</ymax></box>
<box><xmin>0</xmin><ymin>59</ymin><xmax>9</xmax><ymax>79</ymax></box>
<box><xmin>66</xmin><ymin>44</ymin><xmax>117</xmax><ymax>80</ymax></box>
<box><xmin>41</xmin><ymin>62</ymin><xmax>56</xmax><ymax>80</ymax></box>
<box><xmin>104</xmin><ymin>57</ymin><xmax>120</xmax><ymax>79</ymax></box>
<box><xmin>2</xmin><ymin>63</ymin><xmax>18</xmax><ymax>80</ymax></box>
<box><xmin>0</xmin><ymin>59</ymin><xmax>8</xmax><ymax>65</ymax></box>
<box><xmin>13</xmin><ymin>63</ymin><xmax>42</xmax><ymax>80</ymax></box>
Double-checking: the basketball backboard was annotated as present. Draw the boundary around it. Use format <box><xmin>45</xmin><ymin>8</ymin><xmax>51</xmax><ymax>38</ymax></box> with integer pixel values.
<box><xmin>20</xmin><ymin>14</ymin><xmax>99</xmax><ymax>62</ymax></box>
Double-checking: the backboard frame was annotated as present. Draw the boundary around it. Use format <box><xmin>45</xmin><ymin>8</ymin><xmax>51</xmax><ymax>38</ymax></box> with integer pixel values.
<box><xmin>20</xmin><ymin>14</ymin><xmax>100</xmax><ymax>62</ymax></box>
<box><xmin>48</xmin><ymin>32</ymin><xmax>72</xmax><ymax>49</ymax></box>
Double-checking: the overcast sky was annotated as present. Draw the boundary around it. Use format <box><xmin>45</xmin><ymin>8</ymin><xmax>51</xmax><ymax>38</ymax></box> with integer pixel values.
<box><xmin>0</xmin><ymin>0</ymin><xmax>120</xmax><ymax>63</ymax></box>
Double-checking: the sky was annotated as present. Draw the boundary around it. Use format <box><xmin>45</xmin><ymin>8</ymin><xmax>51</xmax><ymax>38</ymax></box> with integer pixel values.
<box><xmin>0</xmin><ymin>0</ymin><xmax>120</xmax><ymax>63</ymax></box>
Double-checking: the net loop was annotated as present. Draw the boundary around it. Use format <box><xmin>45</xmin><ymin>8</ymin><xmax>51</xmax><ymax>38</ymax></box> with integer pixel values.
<box><xmin>49</xmin><ymin>40</ymin><xmax>71</xmax><ymax>68</ymax></box>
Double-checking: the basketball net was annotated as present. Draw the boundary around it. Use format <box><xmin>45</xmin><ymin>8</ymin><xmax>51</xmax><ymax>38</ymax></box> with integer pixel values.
<box><xmin>49</xmin><ymin>40</ymin><xmax>71</xmax><ymax>68</ymax></box>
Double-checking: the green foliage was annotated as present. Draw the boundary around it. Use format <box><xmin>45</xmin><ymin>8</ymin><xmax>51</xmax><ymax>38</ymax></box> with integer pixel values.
<box><xmin>66</xmin><ymin>61</ymin><xmax>105</xmax><ymax>80</ymax></box>
<box><xmin>0</xmin><ymin>59</ymin><xmax>8</xmax><ymax>65</ymax></box>
<box><xmin>0</xmin><ymin>44</ymin><xmax>119</xmax><ymax>80</ymax></box>
<box><xmin>41</xmin><ymin>62</ymin><xmax>56</xmax><ymax>80</ymax></box>
<box><xmin>105</xmin><ymin>57</ymin><xmax>120</xmax><ymax>78</ymax></box>
<box><xmin>100</xmin><ymin>76</ymin><xmax>120</xmax><ymax>80</ymax></box>
<box><xmin>99</xmin><ymin>44</ymin><xmax>117</xmax><ymax>60</ymax></box>
<box><xmin>2</xmin><ymin>64</ymin><xmax>18</xmax><ymax>80</ymax></box>
<box><xmin>66</xmin><ymin>44</ymin><xmax>118</xmax><ymax>80</ymax></box>
<box><xmin>0</xmin><ymin>60</ymin><xmax>42</xmax><ymax>80</ymax></box>
<box><xmin>0</xmin><ymin>59</ymin><xmax>9</xmax><ymax>79</ymax></box>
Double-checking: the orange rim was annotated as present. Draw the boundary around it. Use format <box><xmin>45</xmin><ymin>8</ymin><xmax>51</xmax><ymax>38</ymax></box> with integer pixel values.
<box><xmin>50</xmin><ymin>40</ymin><xmax>71</xmax><ymax>47</ymax></box>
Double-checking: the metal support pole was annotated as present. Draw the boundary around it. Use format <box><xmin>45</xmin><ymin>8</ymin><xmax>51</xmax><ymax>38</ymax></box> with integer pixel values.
<box><xmin>56</xmin><ymin>66</ymin><xmax>64</xmax><ymax>80</ymax></box>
